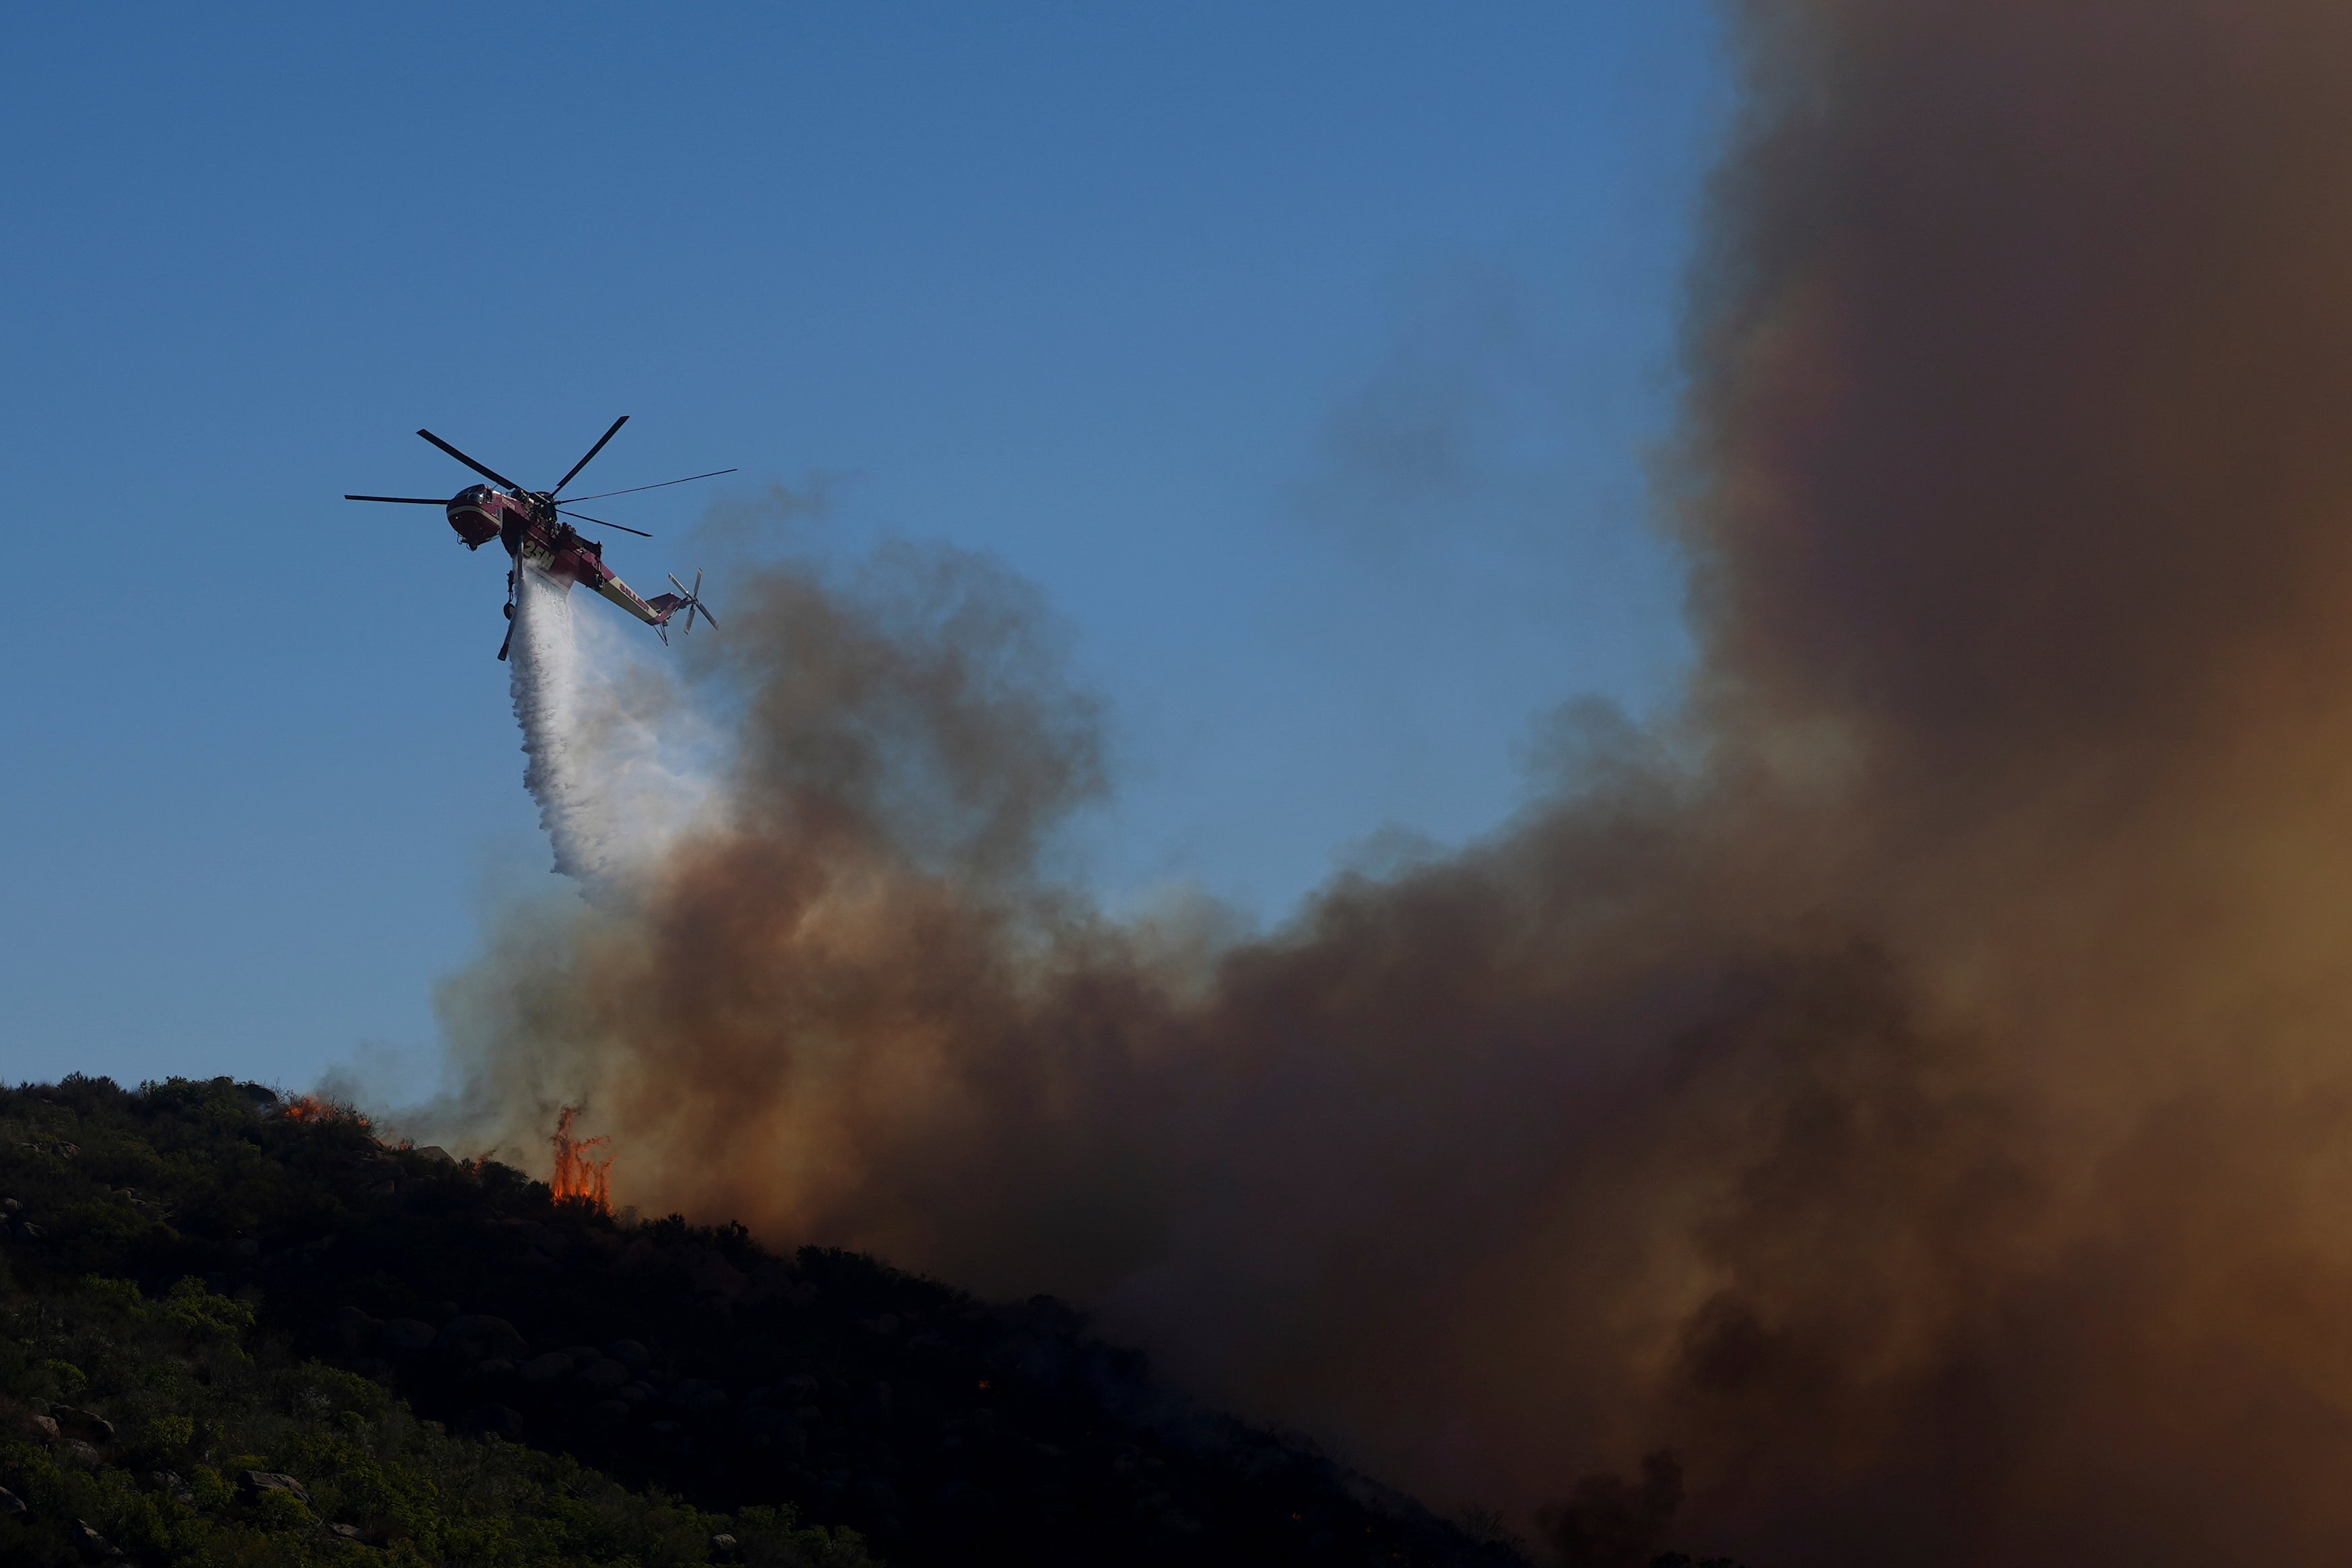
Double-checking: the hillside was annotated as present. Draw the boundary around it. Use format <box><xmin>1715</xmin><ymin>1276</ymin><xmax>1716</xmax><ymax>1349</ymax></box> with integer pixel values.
<box><xmin>0</xmin><ymin>1074</ymin><xmax>1536</xmax><ymax>1567</ymax></box>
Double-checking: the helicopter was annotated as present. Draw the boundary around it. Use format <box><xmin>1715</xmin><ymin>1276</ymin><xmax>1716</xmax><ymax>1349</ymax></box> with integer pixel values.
<box><xmin>346</xmin><ymin>416</ymin><xmax>726</xmax><ymax>660</ymax></box>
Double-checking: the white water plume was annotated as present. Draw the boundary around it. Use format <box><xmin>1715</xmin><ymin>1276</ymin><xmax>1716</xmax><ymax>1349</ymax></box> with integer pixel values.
<box><xmin>509</xmin><ymin>562</ymin><xmax>603</xmax><ymax>882</ymax></box>
<box><xmin>508</xmin><ymin>560</ymin><xmax>720</xmax><ymax>894</ymax></box>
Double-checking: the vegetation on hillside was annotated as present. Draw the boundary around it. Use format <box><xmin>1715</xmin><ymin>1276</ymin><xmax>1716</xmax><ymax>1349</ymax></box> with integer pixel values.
<box><xmin>0</xmin><ymin>1269</ymin><xmax>858</xmax><ymax>1567</ymax></box>
<box><xmin>0</xmin><ymin>1074</ymin><xmax>1533</xmax><ymax>1567</ymax></box>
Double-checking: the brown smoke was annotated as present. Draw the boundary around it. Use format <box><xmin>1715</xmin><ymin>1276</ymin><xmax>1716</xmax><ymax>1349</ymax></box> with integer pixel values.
<box><xmin>430</xmin><ymin>1</ymin><xmax>2352</xmax><ymax>1561</ymax></box>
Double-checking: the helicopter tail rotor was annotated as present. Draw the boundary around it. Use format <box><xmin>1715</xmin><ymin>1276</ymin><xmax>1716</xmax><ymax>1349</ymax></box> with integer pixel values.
<box><xmin>666</xmin><ymin>568</ymin><xmax>716</xmax><ymax>634</ymax></box>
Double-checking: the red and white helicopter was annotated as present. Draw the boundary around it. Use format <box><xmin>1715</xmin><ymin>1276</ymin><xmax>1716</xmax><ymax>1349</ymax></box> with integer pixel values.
<box><xmin>347</xmin><ymin>416</ymin><xmax>726</xmax><ymax>660</ymax></box>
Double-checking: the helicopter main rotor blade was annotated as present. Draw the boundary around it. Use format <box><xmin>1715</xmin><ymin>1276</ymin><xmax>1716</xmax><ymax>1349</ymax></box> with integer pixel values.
<box><xmin>551</xmin><ymin>414</ymin><xmax>629</xmax><ymax>497</ymax></box>
<box><xmin>416</xmin><ymin>429</ymin><xmax>523</xmax><ymax>491</ymax></box>
<box><xmin>553</xmin><ymin>467</ymin><xmax>736</xmax><ymax>504</ymax></box>
<box><xmin>344</xmin><ymin>494</ymin><xmax>455</xmax><ymax>504</ymax></box>
<box><xmin>557</xmin><ymin>508</ymin><xmax>653</xmax><ymax>538</ymax></box>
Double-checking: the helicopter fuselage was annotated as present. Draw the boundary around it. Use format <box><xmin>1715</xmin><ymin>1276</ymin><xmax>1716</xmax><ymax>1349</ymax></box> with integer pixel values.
<box><xmin>447</xmin><ymin>484</ymin><xmax>680</xmax><ymax>627</ymax></box>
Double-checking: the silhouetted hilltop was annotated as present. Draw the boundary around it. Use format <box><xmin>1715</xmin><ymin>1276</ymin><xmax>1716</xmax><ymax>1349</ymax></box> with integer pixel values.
<box><xmin>0</xmin><ymin>1074</ymin><xmax>1534</xmax><ymax>1566</ymax></box>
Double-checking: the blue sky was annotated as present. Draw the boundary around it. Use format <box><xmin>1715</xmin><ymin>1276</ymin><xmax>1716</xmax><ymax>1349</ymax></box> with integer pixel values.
<box><xmin>0</xmin><ymin>4</ymin><xmax>1726</xmax><ymax>1092</ymax></box>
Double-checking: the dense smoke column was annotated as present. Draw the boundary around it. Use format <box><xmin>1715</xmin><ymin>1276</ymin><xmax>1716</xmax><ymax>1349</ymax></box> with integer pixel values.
<box><xmin>432</xmin><ymin>3</ymin><xmax>2352</xmax><ymax>1564</ymax></box>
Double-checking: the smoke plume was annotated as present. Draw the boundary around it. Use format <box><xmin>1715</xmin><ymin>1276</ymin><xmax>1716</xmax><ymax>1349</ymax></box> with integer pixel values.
<box><xmin>426</xmin><ymin>2</ymin><xmax>2352</xmax><ymax>1561</ymax></box>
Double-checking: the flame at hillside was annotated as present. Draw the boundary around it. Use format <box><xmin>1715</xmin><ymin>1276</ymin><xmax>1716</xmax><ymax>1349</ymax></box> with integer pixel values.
<box><xmin>283</xmin><ymin>1095</ymin><xmax>368</xmax><ymax>1129</ymax></box>
<box><xmin>549</xmin><ymin>1105</ymin><xmax>612</xmax><ymax>1214</ymax></box>
<box><xmin>427</xmin><ymin>3</ymin><xmax>2352</xmax><ymax>1563</ymax></box>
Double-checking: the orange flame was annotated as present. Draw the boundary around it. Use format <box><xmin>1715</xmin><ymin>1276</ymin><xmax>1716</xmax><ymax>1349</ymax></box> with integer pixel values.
<box><xmin>284</xmin><ymin>1095</ymin><xmax>368</xmax><ymax>1128</ymax></box>
<box><xmin>550</xmin><ymin>1105</ymin><xmax>612</xmax><ymax>1213</ymax></box>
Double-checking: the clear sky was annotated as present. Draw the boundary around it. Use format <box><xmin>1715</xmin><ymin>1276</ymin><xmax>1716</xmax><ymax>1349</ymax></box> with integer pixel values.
<box><xmin>0</xmin><ymin>4</ymin><xmax>1726</xmax><ymax>1094</ymax></box>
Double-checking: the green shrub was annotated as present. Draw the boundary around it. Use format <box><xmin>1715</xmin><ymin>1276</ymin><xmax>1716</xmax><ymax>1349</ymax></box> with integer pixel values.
<box><xmin>162</xmin><ymin>1276</ymin><xmax>254</xmax><ymax>1340</ymax></box>
<box><xmin>246</xmin><ymin>1485</ymin><xmax>314</xmax><ymax>1532</ymax></box>
<box><xmin>35</xmin><ymin>1359</ymin><xmax>86</xmax><ymax>1398</ymax></box>
<box><xmin>78</xmin><ymin>1275</ymin><xmax>145</xmax><ymax>1315</ymax></box>
<box><xmin>0</xmin><ymin>1242</ymin><xmax>881</xmax><ymax>1568</ymax></box>
<box><xmin>145</xmin><ymin>1412</ymin><xmax>195</xmax><ymax>1450</ymax></box>
<box><xmin>189</xmin><ymin>1465</ymin><xmax>235</xmax><ymax>1511</ymax></box>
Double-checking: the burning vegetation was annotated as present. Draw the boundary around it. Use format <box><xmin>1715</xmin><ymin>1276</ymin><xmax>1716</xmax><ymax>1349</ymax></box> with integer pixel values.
<box><xmin>550</xmin><ymin>1105</ymin><xmax>613</xmax><ymax>1214</ymax></box>
<box><xmin>281</xmin><ymin>1095</ymin><xmax>368</xmax><ymax>1130</ymax></box>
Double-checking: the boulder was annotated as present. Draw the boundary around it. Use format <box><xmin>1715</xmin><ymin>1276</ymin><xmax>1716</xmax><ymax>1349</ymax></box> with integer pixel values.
<box><xmin>53</xmin><ymin>1406</ymin><xmax>115</xmax><ymax>1445</ymax></box>
<box><xmin>0</xmin><ymin>1484</ymin><xmax>24</xmax><ymax>1516</ymax></box>
<box><xmin>457</xmin><ymin>1404</ymin><xmax>523</xmax><ymax>1438</ymax></box>
<box><xmin>605</xmin><ymin>1338</ymin><xmax>649</xmax><ymax>1369</ymax></box>
<box><xmin>520</xmin><ymin>1352</ymin><xmax>574</xmax><ymax>1386</ymax></box>
<box><xmin>414</xmin><ymin>1146</ymin><xmax>456</xmax><ymax>1164</ymax></box>
<box><xmin>575</xmin><ymin>1357</ymin><xmax>630</xmax><ymax>1392</ymax></box>
<box><xmin>20</xmin><ymin>1412</ymin><xmax>59</xmax><ymax>1441</ymax></box>
<box><xmin>244</xmin><ymin>1470</ymin><xmax>310</xmax><ymax>1504</ymax></box>
<box><xmin>686</xmin><ymin>1247</ymin><xmax>748</xmax><ymax>1299</ymax></box>
<box><xmin>439</xmin><ymin>1315</ymin><xmax>527</xmax><ymax>1360</ymax></box>
<box><xmin>62</xmin><ymin>1440</ymin><xmax>104</xmax><ymax>1471</ymax></box>
<box><xmin>739</xmin><ymin>1407</ymin><xmax>808</xmax><ymax>1456</ymax></box>
<box><xmin>851</xmin><ymin>1383</ymin><xmax>894</xmax><ymax>1435</ymax></box>
<box><xmin>380</xmin><ymin>1317</ymin><xmax>436</xmax><ymax>1354</ymax></box>
<box><xmin>335</xmin><ymin>1306</ymin><xmax>385</xmax><ymax>1351</ymax></box>
<box><xmin>665</xmin><ymin>1377</ymin><xmax>728</xmax><ymax>1414</ymax></box>
<box><xmin>513</xmin><ymin>1220</ymin><xmax>564</xmax><ymax>1256</ymax></box>
<box><xmin>745</xmin><ymin>1260</ymin><xmax>800</xmax><ymax>1303</ymax></box>
<box><xmin>69</xmin><ymin>1518</ymin><xmax>123</xmax><ymax>1560</ymax></box>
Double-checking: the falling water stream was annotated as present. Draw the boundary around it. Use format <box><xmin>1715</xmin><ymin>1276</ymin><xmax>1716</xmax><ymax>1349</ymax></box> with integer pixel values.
<box><xmin>507</xmin><ymin>561</ymin><xmax>609</xmax><ymax>885</ymax></box>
